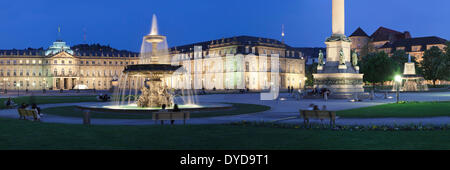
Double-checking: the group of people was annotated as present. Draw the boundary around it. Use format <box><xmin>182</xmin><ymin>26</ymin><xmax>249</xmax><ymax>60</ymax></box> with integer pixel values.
<box><xmin>308</xmin><ymin>103</ymin><xmax>327</xmax><ymax>111</ymax></box>
<box><xmin>159</xmin><ymin>104</ymin><xmax>181</xmax><ymax>125</ymax></box>
<box><xmin>97</xmin><ymin>94</ymin><xmax>111</xmax><ymax>102</ymax></box>
<box><xmin>5</xmin><ymin>97</ymin><xmax>16</xmax><ymax>109</ymax></box>
<box><xmin>18</xmin><ymin>103</ymin><xmax>42</xmax><ymax>120</ymax></box>
<box><xmin>310</xmin><ymin>87</ymin><xmax>331</xmax><ymax>96</ymax></box>
<box><xmin>287</xmin><ymin>86</ymin><xmax>296</xmax><ymax>95</ymax></box>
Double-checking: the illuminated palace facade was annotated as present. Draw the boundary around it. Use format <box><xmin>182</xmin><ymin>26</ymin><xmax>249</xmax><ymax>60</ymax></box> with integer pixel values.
<box><xmin>0</xmin><ymin>36</ymin><xmax>308</xmax><ymax>91</ymax></box>
<box><xmin>168</xmin><ymin>36</ymin><xmax>306</xmax><ymax>91</ymax></box>
<box><xmin>0</xmin><ymin>40</ymin><xmax>139</xmax><ymax>91</ymax></box>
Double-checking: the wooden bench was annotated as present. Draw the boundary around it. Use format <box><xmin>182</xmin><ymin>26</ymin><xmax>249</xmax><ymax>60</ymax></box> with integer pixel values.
<box><xmin>17</xmin><ymin>109</ymin><xmax>40</xmax><ymax>121</ymax></box>
<box><xmin>300</xmin><ymin>110</ymin><xmax>336</xmax><ymax>128</ymax></box>
<box><xmin>152</xmin><ymin>112</ymin><xmax>190</xmax><ymax>125</ymax></box>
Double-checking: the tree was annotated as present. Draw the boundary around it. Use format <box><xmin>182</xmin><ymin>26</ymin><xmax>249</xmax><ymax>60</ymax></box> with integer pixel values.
<box><xmin>305</xmin><ymin>63</ymin><xmax>317</xmax><ymax>87</ymax></box>
<box><xmin>360</xmin><ymin>52</ymin><xmax>398</xmax><ymax>88</ymax></box>
<box><xmin>419</xmin><ymin>46</ymin><xmax>450</xmax><ymax>85</ymax></box>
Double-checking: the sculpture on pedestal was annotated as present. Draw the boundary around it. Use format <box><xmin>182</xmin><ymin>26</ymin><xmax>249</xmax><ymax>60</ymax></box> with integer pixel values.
<box><xmin>352</xmin><ymin>52</ymin><xmax>358</xmax><ymax>66</ymax></box>
<box><xmin>318</xmin><ymin>50</ymin><xmax>324</xmax><ymax>66</ymax></box>
<box><xmin>339</xmin><ymin>49</ymin><xmax>345</xmax><ymax>65</ymax></box>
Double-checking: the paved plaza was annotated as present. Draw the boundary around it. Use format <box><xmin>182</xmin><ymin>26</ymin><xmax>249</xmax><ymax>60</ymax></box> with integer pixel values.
<box><xmin>0</xmin><ymin>91</ymin><xmax>449</xmax><ymax>126</ymax></box>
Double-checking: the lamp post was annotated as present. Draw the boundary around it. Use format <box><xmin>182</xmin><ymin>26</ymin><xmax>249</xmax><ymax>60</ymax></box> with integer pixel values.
<box><xmin>25</xmin><ymin>78</ymin><xmax>29</xmax><ymax>93</ymax></box>
<box><xmin>394</xmin><ymin>75</ymin><xmax>402</xmax><ymax>104</ymax></box>
<box><xmin>303</xmin><ymin>77</ymin><xmax>308</xmax><ymax>91</ymax></box>
<box><xmin>3</xmin><ymin>78</ymin><xmax>8</xmax><ymax>94</ymax></box>
<box><xmin>16</xmin><ymin>83</ymin><xmax>20</xmax><ymax>97</ymax></box>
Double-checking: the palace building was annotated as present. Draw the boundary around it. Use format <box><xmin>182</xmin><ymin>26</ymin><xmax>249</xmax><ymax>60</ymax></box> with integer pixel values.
<box><xmin>169</xmin><ymin>35</ymin><xmax>307</xmax><ymax>90</ymax></box>
<box><xmin>349</xmin><ymin>27</ymin><xmax>447</xmax><ymax>62</ymax></box>
<box><xmin>0</xmin><ymin>35</ymin><xmax>308</xmax><ymax>91</ymax></box>
<box><xmin>0</xmin><ymin>40</ymin><xmax>139</xmax><ymax>91</ymax></box>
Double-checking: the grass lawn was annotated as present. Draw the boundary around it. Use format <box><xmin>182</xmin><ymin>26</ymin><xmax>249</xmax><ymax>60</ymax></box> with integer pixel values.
<box><xmin>337</xmin><ymin>101</ymin><xmax>450</xmax><ymax>118</ymax></box>
<box><xmin>0</xmin><ymin>118</ymin><xmax>448</xmax><ymax>150</ymax></box>
<box><xmin>0</xmin><ymin>96</ymin><xmax>98</xmax><ymax>109</ymax></box>
<box><xmin>41</xmin><ymin>103</ymin><xmax>271</xmax><ymax>119</ymax></box>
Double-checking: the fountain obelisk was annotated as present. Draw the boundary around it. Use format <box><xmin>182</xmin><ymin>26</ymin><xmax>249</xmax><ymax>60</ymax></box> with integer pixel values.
<box><xmin>313</xmin><ymin>0</ymin><xmax>365</xmax><ymax>99</ymax></box>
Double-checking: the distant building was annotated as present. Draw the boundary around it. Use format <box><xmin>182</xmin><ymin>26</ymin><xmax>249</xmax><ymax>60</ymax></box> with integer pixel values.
<box><xmin>170</xmin><ymin>35</ymin><xmax>314</xmax><ymax>90</ymax></box>
<box><xmin>0</xmin><ymin>40</ymin><xmax>139</xmax><ymax>91</ymax></box>
<box><xmin>349</xmin><ymin>26</ymin><xmax>447</xmax><ymax>62</ymax></box>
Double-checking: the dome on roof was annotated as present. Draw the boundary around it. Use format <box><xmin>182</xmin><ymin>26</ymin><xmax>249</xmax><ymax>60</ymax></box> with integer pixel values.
<box><xmin>45</xmin><ymin>40</ymin><xmax>74</xmax><ymax>56</ymax></box>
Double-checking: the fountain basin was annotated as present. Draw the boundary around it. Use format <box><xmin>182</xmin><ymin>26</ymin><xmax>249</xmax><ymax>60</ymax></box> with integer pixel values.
<box><xmin>76</xmin><ymin>103</ymin><xmax>233</xmax><ymax>114</ymax></box>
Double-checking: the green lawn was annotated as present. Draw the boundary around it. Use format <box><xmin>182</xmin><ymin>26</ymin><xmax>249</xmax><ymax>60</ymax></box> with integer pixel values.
<box><xmin>0</xmin><ymin>96</ymin><xmax>99</xmax><ymax>109</ymax></box>
<box><xmin>338</xmin><ymin>101</ymin><xmax>450</xmax><ymax>118</ymax></box>
<box><xmin>41</xmin><ymin>103</ymin><xmax>271</xmax><ymax>119</ymax></box>
<box><xmin>0</xmin><ymin>118</ymin><xmax>448</xmax><ymax>150</ymax></box>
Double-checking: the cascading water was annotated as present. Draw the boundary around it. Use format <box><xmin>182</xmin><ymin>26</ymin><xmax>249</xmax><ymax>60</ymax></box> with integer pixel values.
<box><xmin>110</xmin><ymin>14</ymin><xmax>198</xmax><ymax>109</ymax></box>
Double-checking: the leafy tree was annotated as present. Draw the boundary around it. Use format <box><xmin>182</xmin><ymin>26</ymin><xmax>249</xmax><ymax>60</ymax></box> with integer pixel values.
<box><xmin>419</xmin><ymin>46</ymin><xmax>450</xmax><ymax>85</ymax></box>
<box><xmin>305</xmin><ymin>63</ymin><xmax>317</xmax><ymax>86</ymax></box>
<box><xmin>360</xmin><ymin>51</ymin><xmax>398</xmax><ymax>88</ymax></box>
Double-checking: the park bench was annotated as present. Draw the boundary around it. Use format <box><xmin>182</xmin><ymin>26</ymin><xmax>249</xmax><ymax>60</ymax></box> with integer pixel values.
<box><xmin>299</xmin><ymin>110</ymin><xmax>336</xmax><ymax>128</ymax></box>
<box><xmin>17</xmin><ymin>108</ymin><xmax>40</xmax><ymax>121</ymax></box>
<box><xmin>152</xmin><ymin>112</ymin><xmax>190</xmax><ymax>125</ymax></box>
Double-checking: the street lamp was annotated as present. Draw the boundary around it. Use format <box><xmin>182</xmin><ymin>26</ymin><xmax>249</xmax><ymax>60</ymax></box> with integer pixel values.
<box><xmin>3</xmin><ymin>78</ymin><xmax>8</xmax><ymax>94</ymax></box>
<box><xmin>16</xmin><ymin>83</ymin><xmax>20</xmax><ymax>97</ymax></box>
<box><xmin>394</xmin><ymin>75</ymin><xmax>402</xmax><ymax>103</ymax></box>
<box><xmin>303</xmin><ymin>77</ymin><xmax>308</xmax><ymax>91</ymax></box>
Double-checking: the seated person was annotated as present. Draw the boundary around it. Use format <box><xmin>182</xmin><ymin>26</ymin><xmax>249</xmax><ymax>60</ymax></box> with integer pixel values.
<box><xmin>31</xmin><ymin>103</ymin><xmax>42</xmax><ymax>117</ymax></box>
<box><xmin>160</xmin><ymin>104</ymin><xmax>168</xmax><ymax>112</ymax></box>
<box><xmin>5</xmin><ymin>98</ymin><xmax>13</xmax><ymax>108</ymax></box>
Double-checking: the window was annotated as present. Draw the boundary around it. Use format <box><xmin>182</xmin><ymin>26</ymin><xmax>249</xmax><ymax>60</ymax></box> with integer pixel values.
<box><xmin>54</xmin><ymin>60</ymin><xmax>57</xmax><ymax>64</ymax></box>
<box><xmin>69</xmin><ymin>60</ymin><xmax>72</xmax><ymax>64</ymax></box>
<box><xmin>92</xmin><ymin>61</ymin><xmax>95</xmax><ymax>65</ymax></box>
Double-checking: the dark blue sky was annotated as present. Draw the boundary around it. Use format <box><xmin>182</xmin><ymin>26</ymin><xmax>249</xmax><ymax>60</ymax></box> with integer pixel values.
<box><xmin>0</xmin><ymin>0</ymin><xmax>449</xmax><ymax>52</ymax></box>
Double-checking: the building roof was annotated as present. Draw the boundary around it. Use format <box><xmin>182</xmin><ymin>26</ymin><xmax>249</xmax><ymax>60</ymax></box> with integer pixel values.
<box><xmin>0</xmin><ymin>44</ymin><xmax>139</xmax><ymax>58</ymax></box>
<box><xmin>370</xmin><ymin>27</ymin><xmax>411</xmax><ymax>42</ymax></box>
<box><xmin>170</xmin><ymin>35</ymin><xmax>287</xmax><ymax>52</ymax></box>
<box><xmin>380</xmin><ymin>36</ymin><xmax>448</xmax><ymax>52</ymax></box>
<box><xmin>350</xmin><ymin>27</ymin><xmax>369</xmax><ymax>37</ymax></box>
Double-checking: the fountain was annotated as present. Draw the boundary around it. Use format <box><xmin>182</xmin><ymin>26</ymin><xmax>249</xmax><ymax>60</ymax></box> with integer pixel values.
<box><xmin>78</xmin><ymin>14</ymin><xmax>231</xmax><ymax>113</ymax></box>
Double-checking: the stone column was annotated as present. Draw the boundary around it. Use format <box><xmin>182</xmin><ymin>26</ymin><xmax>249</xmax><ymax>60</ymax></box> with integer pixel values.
<box><xmin>332</xmin><ymin>0</ymin><xmax>345</xmax><ymax>36</ymax></box>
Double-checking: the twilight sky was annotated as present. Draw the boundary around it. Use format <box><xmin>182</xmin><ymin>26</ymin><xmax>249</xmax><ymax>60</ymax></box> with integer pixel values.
<box><xmin>0</xmin><ymin>0</ymin><xmax>449</xmax><ymax>52</ymax></box>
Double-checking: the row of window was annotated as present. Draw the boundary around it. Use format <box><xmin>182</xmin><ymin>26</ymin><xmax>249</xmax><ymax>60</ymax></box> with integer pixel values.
<box><xmin>0</xmin><ymin>59</ymin><xmax>135</xmax><ymax>66</ymax></box>
<box><xmin>0</xmin><ymin>69</ymin><xmax>122</xmax><ymax>77</ymax></box>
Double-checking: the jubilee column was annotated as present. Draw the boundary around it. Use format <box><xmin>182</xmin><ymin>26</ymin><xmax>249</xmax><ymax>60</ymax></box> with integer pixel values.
<box><xmin>332</xmin><ymin>0</ymin><xmax>345</xmax><ymax>36</ymax></box>
<box><xmin>313</xmin><ymin>0</ymin><xmax>365</xmax><ymax>99</ymax></box>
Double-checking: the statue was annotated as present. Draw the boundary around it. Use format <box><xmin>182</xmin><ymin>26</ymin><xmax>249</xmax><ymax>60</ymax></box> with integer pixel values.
<box><xmin>339</xmin><ymin>49</ymin><xmax>345</xmax><ymax>65</ymax></box>
<box><xmin>408</xmin><ymin>54</ymin><xmax>412</xmax><ymax>63</ymax></box>
<box><xmin>352</xmin><ymin>52</ymin><xmax>358</xmax><ymax>66</ymax></box>
<box><xmin>318</xmin><ymin>50</ymin><xmax>324</xmax><ymax>66</ymax></box>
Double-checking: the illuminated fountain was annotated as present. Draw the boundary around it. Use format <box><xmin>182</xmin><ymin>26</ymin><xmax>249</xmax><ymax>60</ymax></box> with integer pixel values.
<box><xmin>79</xmin><ymin>15</ymin><xmax>231</xmax><ymax>113</ymax></box>
<box><xmin>399</xmin><ymin>55</ymin><xmax>428</xmax><ymax>92</ymax></box>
